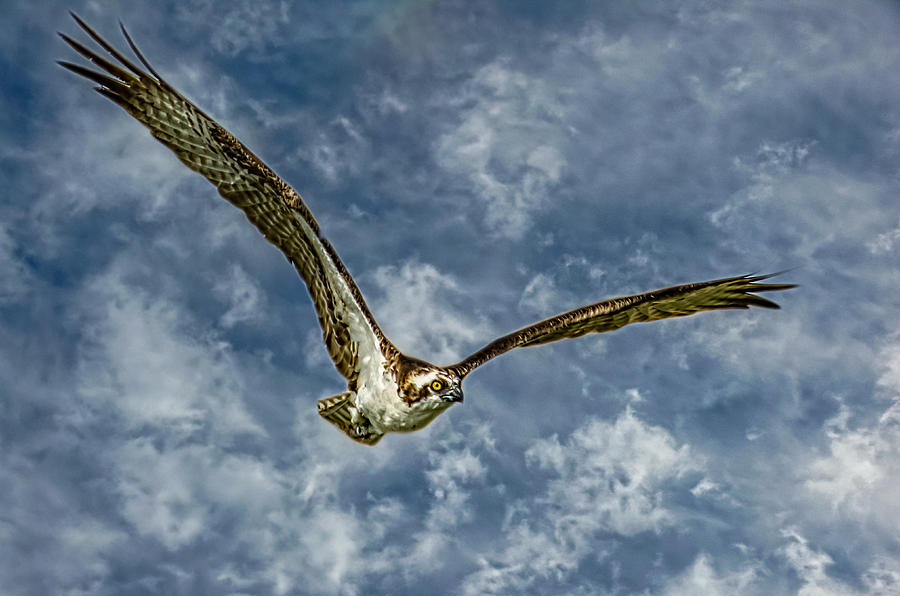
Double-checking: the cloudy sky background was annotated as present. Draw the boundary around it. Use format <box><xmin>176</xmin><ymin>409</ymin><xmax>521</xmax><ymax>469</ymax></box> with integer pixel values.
<box><xmin>3</xmin><ymin>1</ymin><xmax>900</xmax><ymax>594</ymax></box>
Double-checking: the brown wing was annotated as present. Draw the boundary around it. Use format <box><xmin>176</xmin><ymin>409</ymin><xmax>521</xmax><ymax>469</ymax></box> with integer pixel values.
<box><xmin>451</xmin><ymin>273</ymin><xmax>795</xmax><ymax>376</ymax></box>
<box><xmin>59</xmin><ymin>14</ymin><xmax>395</xmax><ymax>387</ymax></box>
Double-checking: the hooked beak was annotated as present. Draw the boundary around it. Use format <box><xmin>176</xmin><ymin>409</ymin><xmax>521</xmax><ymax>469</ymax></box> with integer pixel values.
<box><xmin>442</xmin><ymin>386</ymin><xmax>464</xmax><ymax>403</ymax></box>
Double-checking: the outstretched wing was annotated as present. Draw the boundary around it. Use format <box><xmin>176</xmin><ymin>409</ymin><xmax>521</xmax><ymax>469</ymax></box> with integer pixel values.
<box><xmin>451</xmin><ymin>273</ymin><xmax>795</xmax><ymax>376</ymax></box>
<box><xmin>59</xmin><ymin>14</ymin><xmax>395</xmax><ymax>387</ymax></box>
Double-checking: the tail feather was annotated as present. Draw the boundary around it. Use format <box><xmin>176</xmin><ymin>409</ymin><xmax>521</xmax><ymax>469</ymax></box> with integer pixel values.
<box><xmin>317</xmin><ymin>392</ymin><xmax>383</xmax><ymax>446</ymax></box>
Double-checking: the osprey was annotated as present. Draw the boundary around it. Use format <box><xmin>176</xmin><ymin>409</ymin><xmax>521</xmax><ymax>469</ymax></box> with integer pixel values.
<box><xmin>60</xmin><ymin>15</ymin><xmax>795</xmax><ymax>445</ymax></box>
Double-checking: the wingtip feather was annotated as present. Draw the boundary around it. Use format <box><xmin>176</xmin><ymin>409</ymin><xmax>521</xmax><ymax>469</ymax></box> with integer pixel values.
<box><xmin>57</xmin><ymin>59</ymin><xmax>130</xmax><ymax>94</ymax></box>
<box><xmin>119</xmin><ymin>20</ymin><xmax>162</xmax><ymax>80</ymax></box>
<box><xmin>67</xmin><ymin>12</ymin><xmax>147</xmax><ymax>79</ymax></box>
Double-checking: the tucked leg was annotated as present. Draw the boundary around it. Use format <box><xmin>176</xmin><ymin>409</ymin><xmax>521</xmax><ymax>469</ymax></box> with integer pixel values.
<box><xmin>317</xmin><ymin>392</ymin><xmax>384</xmax><ymax>445</ymax></box>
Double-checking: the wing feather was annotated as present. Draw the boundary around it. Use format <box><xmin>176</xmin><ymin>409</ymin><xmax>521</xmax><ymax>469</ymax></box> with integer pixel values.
<box><xmin>452</xmin><ymin>273</ymin><xmax>795</xmax><ymax>376</ymax></box>
<box><xmin>60</xmin><ymin>15</ymin><xmax>395</xmax><ymax>386</ymax></box>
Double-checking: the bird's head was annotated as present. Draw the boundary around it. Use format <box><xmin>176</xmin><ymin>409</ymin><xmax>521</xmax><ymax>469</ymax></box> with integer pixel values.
<box><xmin>397</xmin><ymin>357</ymin><xmax>464</xmax><ymax>409</ymax></box>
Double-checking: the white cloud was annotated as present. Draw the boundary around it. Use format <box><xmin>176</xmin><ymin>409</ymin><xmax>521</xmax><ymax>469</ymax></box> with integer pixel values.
<box><xmin>709</xmin><ymin>139</ymin><xmax>892</xmax><ymax>267</ymax></box>
<box><xmin>372</xmin><ymin>259</ymin><xmax>491</xmax><ymax>364</ymax></box>
<box><xmin>213</xmin><ymin>263</ymin><xmax>266</xmax><ymax>328</ymax></box>
<box><xmin>112</xmin><ymin>439</ymin><xmax>286</xmax><ymax>550</ymax></box>
<box><xmin>779</xmin><ymin>529</ymin><xmax>858</xmax><ymax>596</ymax></box>
<box><xmin>666</xmin><ymin>541</ymin><xmax>900</xmax><ymax>596</ymax></box>
<box><xmin>658</xmin><ymin>531</ymin><xmax>900</xmax><ymax>596</ymax></box>
<box><xmin>75</xmin><ymin>258</ymin><xmax>263</xmax><ymax>438</ymax></box>
<box><xmin>460</xmin><ymin>526</ymin><xmax>569</xmax><ymax>596</ymax></box>
<box><xmin>689</xmin><ymin>477</ymin><xmax>720</xmax><ymax>497</ymax></box>
<box><xmin>869</xmin><ymin>219</ymin><xmax>900</xmax><ymax>254</ymax></box>
<box><xmin>351</xmin><ymin>425</ymin><xmax>498</xmax><ymax>581</ymax></box>
<box><xmin>709</xmin><ymin>139</ymin><xmax>815</xmax><ymax>226</ymax></box>
<box><xmin>517</xmin><ymin>254</ymin><xmax>609</xmax><ymax>319</ymax></box>
<box><xmin>295</xmin><ymin>115</ymin><xmax>370</xmax><ymax>183</ymax></box>
<box><xmin>723</xmin><ymin>66</ymin><xmax>763</xmax><ymax>93</ymax></box>
<box><xmin>47</xmin><ymin>39</ymin><xmax>228</xmax><ymax>221</ymax></box>
<box><xmin>518</xmin><ymin>272</ymin><xmax>559</xmax><ymax>315</ymax></box>
<box><xmin>526</xmin><ymin>145</ymin><xmax>564</xmax><ymax>181</ymax></box>
<box><xmin>575</xmin><ymin>28</ymin><xmax>637</xmax><ymax>71</ymax></box>
<box><xmin>862</xmin><ymin>558</ymin><xmax>900</xmax><ymax>595</ymax></box>
<box><xmin>358</xmin><ymin>84</ymin><xmax>409</xmax><ymax>118</ymax></box>
<box><xmin>35</xmin><ymin>28</ymin><xmax>247</xmax><ymax>263</ymax></box>
<box><xmin>661</xmin><ymin>554</ymin><xmax>760</xmax><ymax>596</ymax></box>
<box><xmin>435</xmin><ymin>61</ymin><xmax>567</xmax><ymax>240</ymax></box>
<box><xmin>803</xmin><ymin>342</ymin><xmax>900</xmax><ymax>533</ymax></box>
<box><xmin>461</xmin><ymin>405</ymin><xmax>703</xmax><ymax>593</ymax></box>
<box><xmin>527</xmin><ymin>406</ymin><xmax>701</xmax><ymax>536</ymax></box>
<box><xmin>780</xmin><ymin>337</ymin><xmax>900</xmax><ymax>593</ymax></box>
<box><xmin>424</xmin><ymin>444</ymin><xmax>486</xmax><ymax>527</ymax></box>
<box><xmin>0</xmin><ymin>454</ymin><xmax>125</xmax><ymax>594</ymax></box>
<box><xmin>805</xmin><ymin>402</ymin><xmax>886</xmax><ymax>509</ymax></box>
<box><xmin>110</xmin><ymin>435</ymin><xmax>388</xmax><ymax>594</ymax></box>
<box><xmin>30</xmin><ymin>114</ymin><xmax>189</xmax><ymax>255</ymax></box>
<box><xmin>878</xmin><ymin>342</ymin><xmax>900</xmax><ymax>397</ymax></box>
<box><xmin>177</xmin><ymin>0</ymin><xmax>291</xmax><ymax>56</ymax></box>
<box><xmin>55</xmin><ymin>520</ymin><xmax>123</xmax><ymax>591</ymax></box>
<box><xmin>732</xmin><ymin>140</ymin><xmax>815</xmax><ymax>198</ymax></box>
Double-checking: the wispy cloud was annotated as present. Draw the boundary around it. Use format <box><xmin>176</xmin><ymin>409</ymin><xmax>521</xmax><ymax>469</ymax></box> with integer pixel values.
<box><xmin>803</xmin><ymin>340</ymin><xmax>900</xmax><ymax>535</ymax></box>
<box><xmin>435</xmin><ymin>61</ymin><xmax>568</xmax><ymax>240</ymax></box>
<box><xmin>75</xmin><ymin>258</ymin><xmax>263</xmax><ymax>437</ymax></box>
<box><xmin>112</xmin><ymin>439</ymin><xmax>284</xmax><ymax>550</ymax></box>
<box><xmin>213</xmin><ymin>263</ymin><xmax>266</xmax><ymax>329</ymax></box>
<box><xmin>372</xmin><ymin>259</ymin><xmax>492</xmax><ymax>363</ymax></box>
<box><xmin>660</xmin><ymin>554</ymin><xmax>761</xmax><ymax>596</ymax></box>
<box><xmin>461</xmin><ymin>405</ymin><xmax>704</xmax><ymax>593</ymax></box>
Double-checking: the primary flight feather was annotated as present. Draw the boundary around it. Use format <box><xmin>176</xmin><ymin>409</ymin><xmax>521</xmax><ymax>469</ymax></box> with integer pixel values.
<box><xmin>60</xmin><ymin>15</ymin><xmax>795</xmax><ymax>445</ymax></box>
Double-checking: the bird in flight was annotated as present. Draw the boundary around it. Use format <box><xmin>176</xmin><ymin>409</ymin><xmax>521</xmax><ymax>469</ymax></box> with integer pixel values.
<box><xmin>60</xmin><ymin>14</ymin><xmax>794</xmax><ymax>445</ymax></box>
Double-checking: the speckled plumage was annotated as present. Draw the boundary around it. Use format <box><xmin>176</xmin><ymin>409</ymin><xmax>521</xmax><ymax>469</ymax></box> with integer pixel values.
<box><xmin>61</xmin><ymin>15</ymin><xmax>794</xmax><ymax>446</ymax></box>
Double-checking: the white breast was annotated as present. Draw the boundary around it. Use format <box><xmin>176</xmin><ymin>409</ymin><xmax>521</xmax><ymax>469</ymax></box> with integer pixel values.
<box><xmin>355</xmin><ymin>364</ymin><xmax>450</xmax><ymax>433</ymax></box>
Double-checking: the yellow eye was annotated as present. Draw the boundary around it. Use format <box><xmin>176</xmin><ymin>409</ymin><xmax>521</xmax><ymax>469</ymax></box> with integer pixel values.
<box><xmin>430</xmin><ymin>380</ymin><xmax>443</xmax><ymax>392</ymax></box>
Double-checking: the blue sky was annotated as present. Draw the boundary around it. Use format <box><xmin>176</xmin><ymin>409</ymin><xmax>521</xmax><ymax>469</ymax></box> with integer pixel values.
<box><xmin>2</xmin><ymin>1</ymin><xmax>900</xmax><ymax>594</ymax></box>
